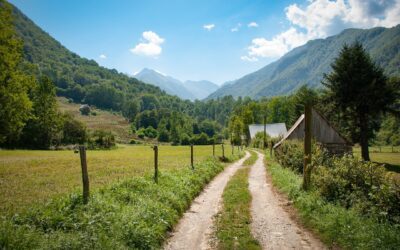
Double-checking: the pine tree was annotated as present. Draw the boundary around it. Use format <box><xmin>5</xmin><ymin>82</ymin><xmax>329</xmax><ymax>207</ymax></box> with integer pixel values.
<box><xmin>323</xmin><ymin>42</ymin><xmax>397</xmax><ymax>161</ymax></box>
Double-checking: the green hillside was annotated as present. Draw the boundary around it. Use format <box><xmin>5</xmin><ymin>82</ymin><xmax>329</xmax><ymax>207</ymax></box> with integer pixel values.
<box><xmin>11</xmin><ymin>5</ymin><xmax>181</xmax><ymax>112</ymax></box>
<box><xmin>208</xmin><ymin>25</ymin><xmax>400</xmax><ymax>99</ymax></box>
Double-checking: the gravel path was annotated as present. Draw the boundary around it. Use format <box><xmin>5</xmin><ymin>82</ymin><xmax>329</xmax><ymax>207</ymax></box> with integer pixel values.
<box><xmin>249</xmin><ymin>151</ymin><xmax>326</xmax><ymax>250</ymax></box>
<box><xmin>163</xmin><ymin>152</ymin><xmax>250</xmax><ymax>250</ymax></box>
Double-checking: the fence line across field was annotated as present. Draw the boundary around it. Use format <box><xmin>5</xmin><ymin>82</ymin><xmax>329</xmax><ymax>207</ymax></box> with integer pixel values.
<box><xmin>75</xmin><ymin>143</ymin><xmax>241</xmax><ymax>202</ymax></box>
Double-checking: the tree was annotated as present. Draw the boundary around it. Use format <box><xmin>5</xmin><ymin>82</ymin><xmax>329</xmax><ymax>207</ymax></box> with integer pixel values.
<box><xmin>20</xmin><ymin>76</ymin><xmax>62</xmax><ymax>149</ymax></box>
<box><xmin>61</xmin><ymin>113</ymin><xmax>86</xmax><ymax>144</ymax></box>
<box><xmin>322</xmin><ymin>42</ymin><xmax>397</xmax><ymax>161</ymax></box>
<box><xmin>0</xmin><ymin>1</ymin><xmax>34</xmax><ymax>145</ymax></box>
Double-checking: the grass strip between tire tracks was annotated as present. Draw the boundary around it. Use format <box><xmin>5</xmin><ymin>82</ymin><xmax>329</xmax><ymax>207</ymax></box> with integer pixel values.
<box><xmin>215</xmin><ymin>153</ymin><xmax>261</xmax><ymax>250</ymax></box>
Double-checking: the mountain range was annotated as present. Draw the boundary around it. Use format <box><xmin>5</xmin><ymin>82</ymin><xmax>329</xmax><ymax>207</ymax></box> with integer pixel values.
<box><xmin>208</xmin><ymin>25</ymin><xmax>400</xmax><ymax>99</ymax></box>
<box><xmin>134</xmin><ymin>68</ymin><xmax>218</xmax><ymax>100</ymax></box>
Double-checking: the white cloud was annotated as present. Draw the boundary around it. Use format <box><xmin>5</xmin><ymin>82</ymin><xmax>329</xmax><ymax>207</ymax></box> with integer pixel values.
<box><xmin>203</xmin><ymin>24</ymin><xmax>215</xmax><ymax>31</ymax></box>
<box><xmin>240</xmin><ymin>55</ymin><xmax>258</xmax><ymax>62</ymax></box>
<box><xmin>231</xmin><ymin>23</ymin><xmax>242</xmax><ymax>32</ymax></box>
<box><xmin>242</xmin><ymin>0</ymin><xmax>400</xmax><ymax>62</ymax></box>
<box><xmin>130</xmin><ymin>31</ymin><xmax>165</xmax><ymax>57</ymax></box>
<box><xmin>99</xmin><ymin>54</ymin><xmax>107</xmax><ymax>59</ymax></box>
<box><xmin>248</xmin><ymin>22</ymin><xmax>258</xmax><ymax>28</ymax></box>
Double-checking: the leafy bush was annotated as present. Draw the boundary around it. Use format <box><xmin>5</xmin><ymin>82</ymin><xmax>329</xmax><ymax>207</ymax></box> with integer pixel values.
<box><xmin>313</xmin><ymin>155</ymin><xmax>400</xmax><ymax>223</ymax></box>
<box><xmin>251</xmin><ymin>131</ymin><xmax>270</xmax><ymax>149</ymax></box>
<box><xmin>144</xmin><ymin>126</ymin><xmax>157</xmax><ymax>138</ymax></box>
<box><xmin>137</xmin><ymin>128</ymin><xmax>145</xmax><ymax>139</ymax></box>
<box><xmin>275</xmin><ymin>140</ymin><xmax>400</xmax><ymax>224</ymax></box>
<box><xmin>180</xmin><ymin>133</ymin><xmax>191</xmax><ymax>145</ymax></box>
<box><xmin>191</xmin><ymin>133</ymin><xmax>210</xmax><ymax>145</ymax></box>
<box><xmin>267</xmin><ymin>157</ymin><xmax>400</xmax><ymax>249</ymax></box>
<box><xmin>87</xmin><ymin>130</ymin><xmax>116</xmax><ymax>149</ymax></box>
<box><xmin>61</xmin><ymin>113</ymin><xmax>86</xmax><ymax>144</ymax></box>
<box><xmin>274</xmin><ymin>140</ymin><xmax>306</xmax><ymax>173</ymax></box>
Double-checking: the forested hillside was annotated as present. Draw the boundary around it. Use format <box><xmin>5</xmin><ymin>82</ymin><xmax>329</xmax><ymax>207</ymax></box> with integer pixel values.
<box><xmin>208</xmin><ymin>25</ymin><xmax>400</xmax><ymax>99</ymax></box>
<box><xmin>6</xmin><ymin>3</ymin><xmax>241</xmax><ymax>147</ymax></box>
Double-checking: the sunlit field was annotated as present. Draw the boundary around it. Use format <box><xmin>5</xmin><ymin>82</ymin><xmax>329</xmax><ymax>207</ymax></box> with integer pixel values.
<box><xmin>0</xmin><ymin>144</ymin><xmax>232</xmax><ymax>215</ymax></box>
<box><xmin>353</xmin><ymin>146</ymin><xmax>400</xmax><ymax>175</ymax></box>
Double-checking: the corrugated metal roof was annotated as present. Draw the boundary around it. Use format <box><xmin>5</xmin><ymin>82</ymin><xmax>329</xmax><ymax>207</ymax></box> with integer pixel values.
<box><xmin>249</xmin><ymin>123</ymin><xmax>287</xmax><ymax>139</ymax></box>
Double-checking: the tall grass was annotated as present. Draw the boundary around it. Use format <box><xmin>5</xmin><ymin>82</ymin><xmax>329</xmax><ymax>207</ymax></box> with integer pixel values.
<box><xmin>0</xmin><ymin>153</ymin><xmax>243</xmax><ymax>249</ymax></box>
<box><xmin>266</xmin><ymin>154</ymin><xmax>400</xmax><ymax>249</ymax></box>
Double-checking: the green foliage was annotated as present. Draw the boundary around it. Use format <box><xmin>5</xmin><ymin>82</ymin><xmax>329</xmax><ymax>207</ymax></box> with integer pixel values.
<box><xmin>19</xmin><ymin>76</ymin><xmax>63</xmax><ymax>149</ymax></box>
<box><xmin>375</xmin><ymin>114</ymin><xmax>400</xmax><ymax>146</ymax></box>
<box><xmin>274</xmin><ymin>140</ymin><xmax>400</xmax><ymax>224</ymax></box>
<box><xmin>87</xmin><ymin>130</ymin><xmax>116</xmax><ymax>149</ymax></box>
<box><xmin>274</xmin><ymin>140</ymin><xmax>307</xmax><ymax>173</ymax></box>
<box><xmin>267</xmin><ymin>156</ymin><xmax>400</xmax><ymax>249</ymax></box>
<box><xmin>251</xmin><ymin>131</ymin><xmax>270</xmax><ymax>149</ymax></box>
<box><xmin>61</xmin><ymin>113</ymin><xmax>86</xmax><ymax>144</ymax></box>
<box><xmin>190</xmin><ymin>133</ymin><xmax>210</xmax><ymax>145</ymax></box>
<box><xmin>0</xmin><ymin>0</ymin><xmax>34</xmax><ymax>145</ymax></box>
<box><xmin>313</xmin><ymin>155</ymin><xmax>400</xmax><ymax>224</ymax></box>
<box><xmin>322</xmin><ymin>42</ymin><xmax>398</xmax><ymax>160</ymax></box>
<box><xmin>144</xmin><ymin>126</ymin><xmax>157</xmax><ymax>138</ymax></box>
<box><xmin>0</xmin><ymin>158</ymin><xmax>229</xmax><ymax>249</ymax></box>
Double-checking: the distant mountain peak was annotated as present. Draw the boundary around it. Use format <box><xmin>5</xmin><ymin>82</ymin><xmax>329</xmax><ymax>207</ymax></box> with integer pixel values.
<box><xmin>134</xmin><ymin>68</ymin><xmax>219</xmax><ymax>100</ymax></box>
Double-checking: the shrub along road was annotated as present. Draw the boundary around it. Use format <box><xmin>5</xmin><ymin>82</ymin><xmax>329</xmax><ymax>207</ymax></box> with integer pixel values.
<box><xmin>249</xmin><ymin>151</ymin><xmax>325</xmax><ymax>249</ymax></box>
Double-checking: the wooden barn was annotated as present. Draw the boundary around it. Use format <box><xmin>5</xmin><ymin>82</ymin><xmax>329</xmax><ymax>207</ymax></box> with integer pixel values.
<box><xmin>273</xmin><ymin>108</ymin><xmax>352</xmax><ymax>155</ymax></box>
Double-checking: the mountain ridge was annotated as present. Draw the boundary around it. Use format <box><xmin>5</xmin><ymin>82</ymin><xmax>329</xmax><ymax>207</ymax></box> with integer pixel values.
<box><xmin>134</xmin><ymin>68</ymin><xmax>218</xmax><ymax>100</ymax></box>
<box><xmin>207</xmin><ymin>25</ymin><xmax>400</xmax><ymax>99</ymax></box>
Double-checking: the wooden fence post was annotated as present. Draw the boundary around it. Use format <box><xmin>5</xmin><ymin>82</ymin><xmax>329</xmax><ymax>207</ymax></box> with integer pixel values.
<box><xmin>222</xmin><ymin>144</ymin><xmax>225</xmax><ymax>159</ymax></box>
<box><xmin>190</xmin><ymin>144</ymin><xmax>194</xmax><ymax>170</ymax></box>
<box><xmin>153</xmin><ymin>145</ymin><xmax>158</xmax><ymax>183</ymax></box>
<box><xmin>79</xmin><ymin>145</ymin><xmax>89</xmax><ymax>204</ymax></box>
<box><xmin>213</xmin><ymin>143</ymin><xmax>215</xmax><ymax>157</ymax></box>
<box><xmin>263</xmin><ymin>116</ymin><xmax>267</xmax><ymax>150</ymax></box>
<box><xmin>303</xmin><ymin>105</ymin><xmax>312</xmax><ymax>190</ymax></box>
<box><xmin>231</xmin><ymin>144</ymin><xmax>234</xmax><ymax>155</ymax></box>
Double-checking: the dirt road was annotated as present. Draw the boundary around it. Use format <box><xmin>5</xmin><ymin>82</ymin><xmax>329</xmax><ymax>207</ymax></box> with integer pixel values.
<box><xmin>249</xmin><ymin>151</ymin><xmax>326</xmax><ymax>250</ymax></box>
<box><xmin>164</xmin><ymin>152</ymin><xmax>250</xmax><ymax>250</ymax></box>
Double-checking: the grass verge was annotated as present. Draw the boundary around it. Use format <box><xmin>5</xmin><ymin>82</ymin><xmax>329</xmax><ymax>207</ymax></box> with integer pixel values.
<box><xmin>0</xmin><ymin>154</ymin><xmax>243</xmax><ymax>249</ymax></box>
<box><xmin>215</xmin><ymin>165</ymin><xmax>261</xmax><ymax>250</ymax></box>
<box><xmin>265</xmin><ymin>153</ymin><xmax>400</xmax><ymax>249</ymax></box>
<box><xmin>243</xmin><ymin>150</ymin><xmax>258</xmax><ymax>166</ymax></box>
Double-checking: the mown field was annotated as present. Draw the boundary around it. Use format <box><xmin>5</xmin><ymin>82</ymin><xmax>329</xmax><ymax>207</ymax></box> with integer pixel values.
<box><xmin>0</xmin><ymin>144</ymin><xmax>229</xmax><ymax>215</ymax></box>
<box><xmin>57</xmin><ymin>97</ymin><xmax>132</xmax><ymax>142</ymax></box>
<box><xmin>353</xmin><ymin>146</ymin><xmax>400</xmax><ymax>174</ymax></box>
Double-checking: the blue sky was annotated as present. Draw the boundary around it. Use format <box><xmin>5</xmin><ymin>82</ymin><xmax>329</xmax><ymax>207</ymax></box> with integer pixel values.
<box><xmin>10</xmin><ymin>0</ymin><xmax>400</xmax><ymax>85</ymax></box>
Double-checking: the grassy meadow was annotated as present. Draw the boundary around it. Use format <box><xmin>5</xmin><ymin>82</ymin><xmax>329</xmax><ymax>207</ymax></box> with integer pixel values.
<box><xmin>0</xmin><ymin>144</ymin><xmax>229</xmax><ymax>215</ymax></box>
<box><xmin>57</xmin><ymin>97</ymin><xmax>132</xmax><ymax>142</ymax></box>
<box><xmin>353</xmin><ymin>146</ymin><xmax>400</xmax><ymax>175</ymax></box>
